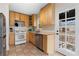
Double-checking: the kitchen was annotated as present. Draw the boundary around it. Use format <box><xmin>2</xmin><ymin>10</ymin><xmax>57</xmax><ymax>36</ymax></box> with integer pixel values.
<box><xmin>8</xmin><ymin>3</ymin><xmax>56</xmax><ymax>56</ymax></box>
<box><xmin>0</xmin><ymin>3</ymin><xmax>79</xmax><ymax>56</ymax></box>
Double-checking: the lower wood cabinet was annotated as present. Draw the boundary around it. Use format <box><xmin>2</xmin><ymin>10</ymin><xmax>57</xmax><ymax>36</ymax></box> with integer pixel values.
<box><xmin>43</xmin><ymin>35</ymin><xmax>47</xmax><ymax>53</ymax></box>
<box><xmin>9</xmin><ymin>32</ymin><xmax>15</xmax><ymax>48</ymax></box>
<box><xmin>29</xmin><ymin>32</ymin><xmax>35</xmax><ymax>45</ymax></box>
<box><xmin>43</xmin><ymin>34</ymin><xmax>55</xmax><ymax>55</ymax></box>
<box><xmin>29</xmin><ymin>32</ymin><xmax>55</xmax><ymax>55</ymax></box>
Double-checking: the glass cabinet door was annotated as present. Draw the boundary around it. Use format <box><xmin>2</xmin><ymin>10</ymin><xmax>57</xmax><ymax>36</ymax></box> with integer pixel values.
<box><xmin>58</xmin><ymin>9</ymin><xmax>75</xmax><ymax>52</ymax></box>
<box><xmin>59</xmin><ymin>12</ymin><xmax>66</xmax><ymax>48</ymax></box>
<box><xmin>66</xmin><ymin>18</ymin><xmax>75</xmax><ymax>51</ymax></box>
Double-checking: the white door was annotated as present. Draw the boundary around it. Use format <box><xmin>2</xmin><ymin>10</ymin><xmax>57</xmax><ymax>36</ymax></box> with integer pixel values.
<box><xmin>55</xmin><ymin>8</ymin><xmax>76</xmax><ymax>56</ymax></box>
<box><xmin>55</xmin><ymin>11</ymin><xmax>66</xmax><ymax>54</ymax></box>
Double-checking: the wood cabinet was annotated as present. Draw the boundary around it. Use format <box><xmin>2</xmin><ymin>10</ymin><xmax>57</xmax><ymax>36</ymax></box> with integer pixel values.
<box><xmin>40</xmin><ymin>3</ymin><xmax>55</xmax><ymax>27</ymax></box>
<box><xmin>28</xmin><ymin>32</ymin><xmax>55</xmax><ymax>55</ymax></box>
<box><xmin>47</xmin><ymin>4</ymin><xmax>55</xmax><ymax>26</ymax></box>
<box><xmin>25</xmin><ymin>15</ymin><xmax>29</xmax><ymax>27</ymax></box>
<box><xmin>20</xmin><ymin>14</ymin><xmax>26</xmax><ymax>26</ymax></box>
<box><xmin>9</xmin><ymin>12</ymin><xmax>20</xmax><ymax>26</ymax></box>
<box><xmin>43</xmin><ymin>34</ymin><xmax>55</xmax><ymax>55</ymax></box>
<box><xmin>9</xmin><ymin>12</ymin><xmax>15</xmax><ymax>26</ymax></box>
<box><xmin>20</xmin><ymin>14</ymin><xmax>29</xmax><ymax>27</ymax></box>
<box><xmin>20</xmin><ymin>14</ymin><xmax>25</xmax><ymax>21</ymax></box>
<box><xmin>29</xmin><ymin>32</ymin><xmax>35</xmax><ymax>45</ymax></box>
<box><xmin>29</xmin><ymin>14</ymin><xmax>36</xmax><ymax>26</ymax></box>
<box><xmin>14</xmin><ymin>12</ymin><xmax>20</xmax><ymax>20</ymax></box>
<box><xmin>9</xmin><ymin>32</ymin><xmax>15</xmax><ymax>48</ymax></box>
<box><xmin>43</xmin><ymin>35</ymin><xmax>47</xmax><ymax>53</ymax></box>
<box><xmin>32</xmin><ymin>15</ymin><xmax>34</xmax><ymax>26</ymax></box>
<box><xmin>10</xmin><ymin>11</ymin><xmax>29</xmax><ymax>27</ymax></box>
<box><xmin>40</xmin><ymin>7</ymin><xmax>47</xmax><ymax>26</ymax></box>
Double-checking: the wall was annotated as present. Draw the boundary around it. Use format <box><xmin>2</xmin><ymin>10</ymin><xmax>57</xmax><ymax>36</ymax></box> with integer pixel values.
<box><xmin>0</xmin><ymin>3</ymin><xmax>9</xmax><ymax>50</ymax></box>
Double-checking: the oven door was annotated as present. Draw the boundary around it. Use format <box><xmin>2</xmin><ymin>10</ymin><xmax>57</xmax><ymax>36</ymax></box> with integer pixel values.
<box><xmin>15</xmin><ymin>32</ymin><xmax>26</xmax><ymax>45</ymax></box>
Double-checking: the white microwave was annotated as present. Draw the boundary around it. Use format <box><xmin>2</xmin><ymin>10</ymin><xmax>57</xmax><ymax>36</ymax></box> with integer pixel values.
<box><xmin>15</xmin><ymin>21</ymin><xmax>25</xmax><ymax>27</ymax></box>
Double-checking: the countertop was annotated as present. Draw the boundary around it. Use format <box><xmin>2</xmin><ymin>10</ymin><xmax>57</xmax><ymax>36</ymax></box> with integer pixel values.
<box><xmin>29</xmin><ymin>31</ymin><xmax>55</xmax><ymax>35</ymax></box>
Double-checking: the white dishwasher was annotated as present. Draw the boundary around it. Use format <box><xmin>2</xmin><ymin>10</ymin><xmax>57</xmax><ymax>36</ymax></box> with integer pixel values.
<box><xmin>15</xmin><ymin>27</ymin><xmax>26</xmax><ymax>45</ymax></box>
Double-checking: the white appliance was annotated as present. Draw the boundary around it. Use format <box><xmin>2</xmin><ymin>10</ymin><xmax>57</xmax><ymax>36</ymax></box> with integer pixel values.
<box><xmin>14</xmin><ymin>27</ymin><xmax>27</xmax><ymax>45</ymax></box>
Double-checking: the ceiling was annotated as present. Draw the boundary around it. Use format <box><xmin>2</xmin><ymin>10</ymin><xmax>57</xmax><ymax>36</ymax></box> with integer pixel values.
<box><xmin>9</xmin><ymin>3</ymin><xmax>47</xmax><ymax>15</ymax></box>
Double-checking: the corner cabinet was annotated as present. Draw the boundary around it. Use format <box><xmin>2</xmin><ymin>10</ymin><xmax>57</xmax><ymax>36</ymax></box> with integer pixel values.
<box><xmin>39</xmin><ymin>3</ymin><xmax>55</xmax><ymax>28</ymax></box>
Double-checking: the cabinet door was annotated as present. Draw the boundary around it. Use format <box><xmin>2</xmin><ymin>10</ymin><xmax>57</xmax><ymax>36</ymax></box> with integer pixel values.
<box><xmin>29</xmin><ymin>32</ymin><xmax>35</xmax><ymax>45</ymax></box>
<box><xmin>14</xmin><ymin>12</ymin><xmax>20</xmax><ymax>20</ymax></box>
<box><xmin>25</xmin><ymin>15</ymin><xmax>29</xmax><ymax>27</ymax></box>
<box><xmin>29</xmin><ymin>32</ymin><xmax>32</xmax><ymax>42</ymax></box>
<box><xmin>29</xmin><ymin>33</ymin><xmax>31</xmax><ymax>42</ymax></box>
<box><xmin>9</xmin><ymin>32</ymin><xmax>14</xmax><ymax>48</ymax></box>
<box><xmin>39</xmin><ymin>4</ymin><xmax>55</xmax><ymax>28</ymax></box>
<box><xmin>20</xmin><ymin>14</ymin><xmax>25</xmax><ymax>21</ymax></box>
<box><xmin>47</xmin><ymin>4</ymin><xmax>55</xmax><ymax>26</ymax></box>
<box><xmin>31</xmin><ymin>33</ymin><xmax>35</xmax><ymax>45</ymax></box>
<box><xmin>42</xmin><ymin>7</ymin><xmax>47</xmax><ymax>26</ymax></box>
<box><xmin>9</xmin><ymin>12</ymin><xmax>15</xmax><ymax>26</ymax></box>
<box><xmin>32</xmin><ymin>15</ymin><xmax>34</xmax><ymax>26</ymax></box>
<box><xmin>20</xmin><ymin>14</ymin><xmax>29</xmax><ymax>27</ymax></box>
<box><xmin>40</xmin><ymin>8</ymin><xmax>47</xmax><ymax>27</ymax></box>
<box><xmin>40</xmin><ymin>10</ymin><xmax>43</xmax><ymax>27</ymax></box>
<box><xmin>43</xmin><ymin>35</ymin><xmax>47</xmax><ymax>53</ymax></box>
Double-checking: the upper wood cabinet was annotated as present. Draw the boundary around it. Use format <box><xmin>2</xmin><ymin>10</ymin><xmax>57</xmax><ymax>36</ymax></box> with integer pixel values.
<box><xmin>20</xmin><ymin>14</ymin><xmax>29</xmax><ymax>27</ymax></box>
<box><xmin>25</xmin><ymin>15</ymin><xmax>29</xmax><ymax>27</ymax></box>
<box><xmin>40</xmin><ymin>7</ymin><xmax>47</xmax><ymax>26</ymax></box>
<box><xmin>20</xmin><ymin>14</ymin><xmax>25</xmax><ymax>21</ymax></box>
<box><xmin>39</xmin><ymin>3</ymin><xmax>55</xmax><ymax>27</ymax></box>
<box><xmin>14</xmin><ymin>12</ymin><xmax>20</xmax><ymax>20</ymax></box>
<box><xmin>32</xmin><ymin>14</ymin><xmax>34</xmax><ymax>26</ymax></box>
<box><xmin>9</xmin><ymin>12</ymin><xmax>15</xmax><ymax>26</ymax></box>
<box><xmin>9</xmin><ymin>11</ymin><xmax>29</xmax><ymax>27</ymax></box>
<box><xmin>31</xmin><ymin>14</ymin><xmax>36</xmax><ymax>26</ymax></box>
<box><xmin>47</xmin><ymin>4</ymin><xmax>55</xmax><ymax>26</ymax></box>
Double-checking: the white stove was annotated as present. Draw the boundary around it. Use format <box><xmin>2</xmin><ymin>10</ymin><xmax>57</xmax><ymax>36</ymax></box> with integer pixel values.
<box><xmin>14</xmin><ymin>27</ymin><xmax>27</xmax><ymax>45</ymax></box>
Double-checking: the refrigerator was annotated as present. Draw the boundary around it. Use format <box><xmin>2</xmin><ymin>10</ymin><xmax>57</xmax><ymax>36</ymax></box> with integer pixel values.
<box><xmin>0</xmin><ymin>13</ymin><xmax>6</xmax><ymax>56</ymax></box>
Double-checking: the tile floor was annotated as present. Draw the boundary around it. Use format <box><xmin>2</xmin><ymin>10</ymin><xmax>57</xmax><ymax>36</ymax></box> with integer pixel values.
<box><xmin>6</xmin><ymin>43</ymin><xmax>63</xmax><ymax>56</ymax></box>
